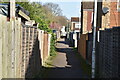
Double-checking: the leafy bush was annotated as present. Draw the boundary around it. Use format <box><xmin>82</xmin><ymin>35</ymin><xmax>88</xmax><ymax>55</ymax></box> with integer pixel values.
<box><xmin>17</xmin><ymin>2</ymin><xmax>52</xmax><ymax>33</ymax></box>
<box><xmin>50</xmin><ymin>33</ymin><xmax>57</xmax><ymax>56</ymax></box>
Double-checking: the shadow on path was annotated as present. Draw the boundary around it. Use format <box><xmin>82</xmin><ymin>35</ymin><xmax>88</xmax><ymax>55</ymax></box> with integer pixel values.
<box><xmin>41</xmin><ymin>38</ymin><xmax>89</xmax><ymax>78</ymax></box>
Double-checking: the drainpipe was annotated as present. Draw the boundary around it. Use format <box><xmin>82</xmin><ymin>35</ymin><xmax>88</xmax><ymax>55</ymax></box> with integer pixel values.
<box><xmin>92</xmin><ymin>0</ymin><xmax>98</xmax><ymax>78</ymax></box>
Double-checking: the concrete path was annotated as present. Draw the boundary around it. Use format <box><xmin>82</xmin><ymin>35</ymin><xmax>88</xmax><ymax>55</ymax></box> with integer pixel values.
<box><xmin>45</xmin><ymin>38</ymin><xmax>88</xmax><ymax>78</ymax></box>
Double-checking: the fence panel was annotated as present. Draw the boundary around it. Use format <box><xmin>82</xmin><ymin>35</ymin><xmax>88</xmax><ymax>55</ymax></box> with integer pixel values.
<box><xmin>2</xmin><ymin>15</ymin><xmax>8</xmax><ymax>78</ymax></box>
<box><xmin>98</xmin><ymin>27</ymin><xmax>120</xmax><ymax>78</ymax></box>
<box><xmin>0</xmin><ymin>15</ymin><xmax>2</xmax><ymax>79</ymax></box>
<box><xmin>48</xmin><ymin>34</ymin><xmax>51</xmax><ymax>56</ymax></box>
<box><xmin>0</xmin><ymin>14</ymin><xmax>51</xmax><ymax>78</ymax></box>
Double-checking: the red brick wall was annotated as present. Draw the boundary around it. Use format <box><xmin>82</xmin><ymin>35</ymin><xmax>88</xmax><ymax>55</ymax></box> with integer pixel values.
<box><xmin>110</xmin><ymin>2</ymin><xmax>120</xmax><ymax>28</ymax></box>
<box><xmin>87</xmin><ymin>11</ymin><xmax>93</xmax><ymax>32</ymax></box>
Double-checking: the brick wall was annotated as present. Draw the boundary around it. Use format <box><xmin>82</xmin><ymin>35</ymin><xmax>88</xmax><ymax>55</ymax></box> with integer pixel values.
<box><xmin>100</xmin><ymin>1</ymin><xmax>120</xmax><ymax>29</ymax></box>
<box><xmin>81</xmin><ymin>10</ymin><xmax>93</xmax><ymax>34</ymax></box>
<box><xmin>101</xmin><ymin>1</ymin><xmax>111</xmax><ymax>29</ymax></box>
<box><xmin>83</xmin><ymin>11</ymin><xmax>88</xmax><ymax>34</ymax></box>
<box><xmin>87</xmin><ymin>11</ymin><xmax>93</xmax><ymax>32</ymax></box>
<box><xmin>110</xmin><ymin>2</ymin><xmax>120</xmax><ymax>28</ymax></box>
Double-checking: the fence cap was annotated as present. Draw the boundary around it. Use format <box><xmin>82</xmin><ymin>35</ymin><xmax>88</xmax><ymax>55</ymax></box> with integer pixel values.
<box><xmin>113</xmin><ymin>26</ymin><xmax>120</xmax><ymax>29</ymax></box>
<box><xmin>44</xmin><ymin>31</ymin><xmax>48</xmax><ymax>34</ymax></box>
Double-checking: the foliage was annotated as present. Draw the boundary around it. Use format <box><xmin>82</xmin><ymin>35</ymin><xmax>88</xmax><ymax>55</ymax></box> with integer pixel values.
<box><xmin>38</xmin><ymin>20</ymin><xmax>52</xmax><ymax>33</ymax></box>
<box><xmin>17</xmin><ymin>2</ymin><xmax>52</xmax><ymax>33</ymax></box>
<box><xmin>50</xmin><ymin>33</ymin><xmax>57</xmax><ymax>56</ymax></box>
<box><xmin>17</xmin><ymin>2</ymin><xmax>68</xmax><ymax>32</ymax></box>
<box><xmin>18</xmin><ymin>2</ymin><xmax>57</xmax><ymax>58</ymax></box>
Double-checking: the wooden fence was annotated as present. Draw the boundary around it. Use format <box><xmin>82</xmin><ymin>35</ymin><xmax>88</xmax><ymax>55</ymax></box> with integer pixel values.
<box><xmin>78</xmin><ymin>34</ymin><xmax>88</xmax><ymax>59</ymax></box>
<box><xmin>0</xmin><ymin>14</ymin><xmax>22</xmax><ymax>78</ymax></box>
<box><xmin>38</xmin><ymin>30</ymin><xmax>51</xmax><ymax>65</ymax></box>
<box><xmin>21</xmin><ymin>24</ymin><xmax>39</xmax><ymax>78</ymax></box>
<box><xmin>0</xmin><ymin>14</ymin><xmax>51</xmax><ymax>78</ymax></box>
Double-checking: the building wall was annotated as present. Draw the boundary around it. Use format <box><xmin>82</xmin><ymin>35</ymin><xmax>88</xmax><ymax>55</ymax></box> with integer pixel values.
<box><xmin>83</xmin><ymin>11</ymin><xmax>88</xmax><ymax>34</ymax></box>
<box><xmin>71</xmin><ymin>17</ymin><xmax>80</xmax><ymax>31</ymax></box>
<box><xmin>78</xmin><ymin>34</ymin><xmax>88</xmax><ymax>59</ymax></box>
<box><xmin>110</xmin><ymin>2</ymin><xmax>120</xmax><ymax>27</ymax></box>
<box><xmin>101</xmin><ymin>1</ymin><xmax>111</xmax><ymax>29</ymax></box>
<box><xmin>87</xmin><ymin>11</ymin><xmax>93</xmax><ymax>32</ymax></box>
<box><xmin>86</xmin><ymin>33</ymin><xmax>93</xmax><ymax>64</ymax></box>
<box><xmin>82</xmin><ymin>10</ymin><xmax>93</xmax><ymax>34</ymax></box>
<box><xmin>101</xmin><ymin>1</ymin><xmax>120</xmax><ymax>29</ymax></box>
<box><xmin>71</xmin><ymin>22</ymin><xmax>80</xmax><ymax>31</ymax></box>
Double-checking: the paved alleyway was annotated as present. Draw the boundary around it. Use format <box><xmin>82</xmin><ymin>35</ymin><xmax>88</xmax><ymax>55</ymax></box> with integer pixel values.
<box><xmin>44</xmin><ymin>38</ymin><xmax>88</xmax><ymax>78</ymax></box>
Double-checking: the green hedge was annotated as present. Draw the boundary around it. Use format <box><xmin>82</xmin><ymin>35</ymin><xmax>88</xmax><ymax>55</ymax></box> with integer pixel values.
<box><xmin>50</xmin><ymin>33</ymin><xmax>57</xmax><ymax>56</ymax></box>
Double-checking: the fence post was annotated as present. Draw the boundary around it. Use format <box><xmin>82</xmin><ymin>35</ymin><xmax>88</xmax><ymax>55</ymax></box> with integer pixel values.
<box><xmin>14</xmin><ymin>19</ymin><xmax>21</xmax><ymax>78</ymax></box>
<box><xmin>27</xmin><ymin>27</ymin><xmax>30</xmax><ymax>71</ymax></box>
<box><xmin>24</xmin><ymin>26</ymin><xmax>27</xmax><ymax>77</ymax></box>
<box><xmin>10</xmin><ymin>0</ymin><xmax>15</xmax><ymax>19</ymax></box>
<box><xmin>11</xmin><ymin>19</ymin><xmax>16</xmax><ymax>78</ymax></box>
<box><xmin>25</xmin><ymin>27</ymin><xmax>28</xmax><ymax>74</ymax></box>
<box><xmin>48</xmin><ymin>34</ymin><xmax>51</xmax><ymax>56</ymax></box>
<box><xmin>20</xmin><ymin>25</ymin><xmax>24</xmax><ymax>78</ymax></box>
<box><xmin>38</xmin><ymin>30</ymin><xmax>44</xmax><ymax>65</ymax></box>
<box><xmin>19</xmin><ymin>18</ymin><xmax>22</xmax><ymax>78</ymax></box>
<box><xmin>31</xmin><ymin>27</ymin><xmax>35</xmax><ymax>75</ymax></box>
<box><xmin>17</xmin><ymin>18</ymin><xmax>22</xmax><ymax>78</ymax></box>
<box><xmin>41</xmin><ymin>30</ymin><xmax>44</xmax><ymax>65</ymax></box>
<box><xmin>7</xmin><ymin>21</ymin><xmax>12</xmax><ymax>78</ymax></box>
<box><xmin>14</xmin><ymin>19</ymin><xmax>17</xmax><ymax>78</ymax></box>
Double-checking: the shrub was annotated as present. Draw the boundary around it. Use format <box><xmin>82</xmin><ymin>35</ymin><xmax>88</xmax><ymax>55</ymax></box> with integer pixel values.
<box><xmin>50</xmin><ymin>33</ymin><xmax>57</xmax><ymax>56</ymax></box>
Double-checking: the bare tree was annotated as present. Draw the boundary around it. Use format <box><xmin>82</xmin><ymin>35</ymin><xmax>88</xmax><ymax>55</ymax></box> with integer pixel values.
<box><xmin>56</xmin><ymin>16</ymin><xmax>68</xmax><ymax>26</ymax></box>
<box><xmin>43</xmin><ymin>2</ymin><xmax>63</xmax><ymax>16</ymax></box>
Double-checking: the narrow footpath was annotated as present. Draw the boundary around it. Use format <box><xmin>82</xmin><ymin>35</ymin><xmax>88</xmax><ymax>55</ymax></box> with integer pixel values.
<box><xmin>44</xmin><ymin>38</ymin><xmax>89</xmax><ymax>78</ymax></box>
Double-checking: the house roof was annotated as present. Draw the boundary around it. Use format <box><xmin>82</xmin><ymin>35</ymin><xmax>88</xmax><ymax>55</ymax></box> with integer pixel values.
<box><xmin>0</xmin><ymin>4</ymin><xmax>8</xmax><ymax>16</ymax></box>
<box><xmin>49</xmin><ymin>22</ymin><xmax>62</xmax><ymax>30</ymax></box>
<box><xmin>82</xmin><ymin>2</ymin><xmax>94</xmax><ymax>9</ymax></box>
<box><xmin>0</xmin><ymin>3</ymin><xmax>30</xmax><ymax>21</ymax></box>
<box><xmin>71</xmin><ymin>17</ymin><xmax>80</xmax><ymax>22</ymax></box>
